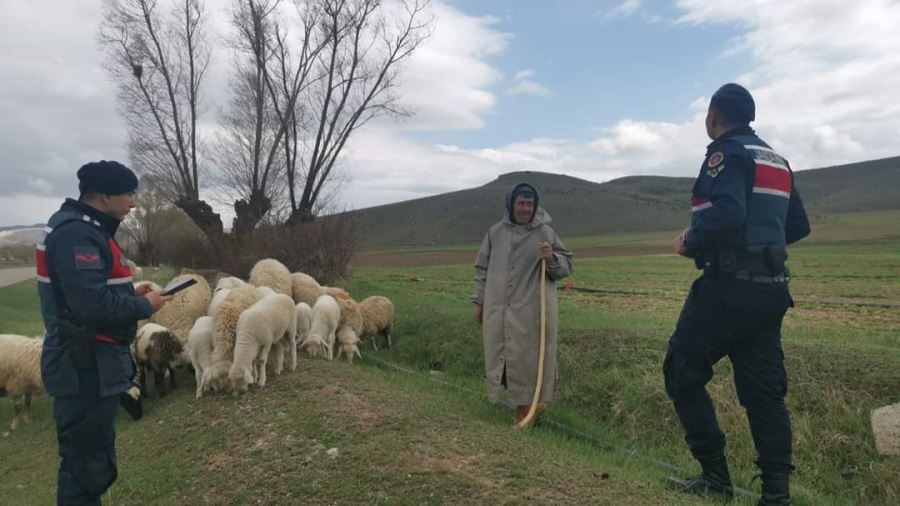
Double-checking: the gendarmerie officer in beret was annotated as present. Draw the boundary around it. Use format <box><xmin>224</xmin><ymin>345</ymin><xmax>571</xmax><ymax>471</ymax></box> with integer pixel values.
<box><xmin>665</xmin><ymin>84</ymin><xmax>810</xmax><ymax>505</ymax></box>
<box><xmin>36</xmin><ymin>161</ymin><xmax>170</xmax><ymax>505</ymax></box>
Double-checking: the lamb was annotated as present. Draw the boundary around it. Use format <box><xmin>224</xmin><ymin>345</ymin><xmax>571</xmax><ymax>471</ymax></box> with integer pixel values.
<box><xmin>0</xmin><ymin>334</ymin><xmax>43</xmax><ymax>431</ymax></box>
<box><xmin>133</xmin><ymin>323</ymin><xmax>190</xmax><ymax>398</ymax></box>
<box><xmin>187</xmin><ymin>316</ymin><xmax>214</xmax><ymax>399</ymax></box>
<box><xmin>359</xmin><ymin>296</ymin><xmax>396</xmax><ymax>350</ymax></box>
<box><xmin>202</xmin><ymin>284</ymin><xmax>264</xmax><ymax>391</ymax></box>
<box><xmin>228</xmin><ymin>294</ymin><xmax>298</xmax><ymax>393</ymax></box>
<box><xmin>249</xmin><ymin>258</ymin><xmax>292</xmax><ymax>296</ymax></box>
<box><xmin>150</xmin><ymin>274</ymin><xmax>212</xmax><ymax>343</ymax></box>
<box><xmin>334</xmin><ymin>325</ymin><xmax>362</xmax><ymax>365</ymax></box>
<box><xmin>300</xmin><ymin>295</ymin><xmax>340</xmax><ymax>360</ymax></box>
<box><xmin>295</xmin><ymin>302</ymin><xmax>312</xmax><ymax>348</ymax></box>
<box><xmin>290</xmin><ymin>272</ymin><xmax>322</xmax><ymax>306</ymax></box>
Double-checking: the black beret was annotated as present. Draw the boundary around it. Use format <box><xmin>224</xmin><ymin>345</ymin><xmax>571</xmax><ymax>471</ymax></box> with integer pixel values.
<box><xmin>77</xmin><ymin>160</ymin><xmax>139</xmax><ymax>196</ymax></box>
<box><xmin>711</xmin><ymin>83</ymin><xmax>755</xmax><ymax>124</ymax></box>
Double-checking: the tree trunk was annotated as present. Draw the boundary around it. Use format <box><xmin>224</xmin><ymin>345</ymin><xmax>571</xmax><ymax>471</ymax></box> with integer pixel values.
<box><xmin>175</xmin><ymin>196</ymin><xmax>226</xmax><ymax>250</ymax></box>
<box><xmin>232</xmin><ymin>190</ymin><xmax>272</xmax><ymax>237</ymax></box>
<box><xmin>286</xmin><ymin>206</ymin><xmax>316</xmax><ymax>227</ymax></box>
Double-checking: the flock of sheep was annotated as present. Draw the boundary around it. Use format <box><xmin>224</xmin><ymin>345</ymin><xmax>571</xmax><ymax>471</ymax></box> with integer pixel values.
<box><xmin>0</xmin><ymin>258</ymin><xmax>395</xmax><ymax>431</ymax></box>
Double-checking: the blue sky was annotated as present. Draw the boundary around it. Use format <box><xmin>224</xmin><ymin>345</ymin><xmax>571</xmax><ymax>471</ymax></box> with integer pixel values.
<box><xmin>406</xmin><ymin>0</ymin><xmax>745</xmax><ymax>148</ymax></box>
<box><xmin>2</xmin><ymin>0</ymin><xmax>899</xmax><ymax>226</ymax></box>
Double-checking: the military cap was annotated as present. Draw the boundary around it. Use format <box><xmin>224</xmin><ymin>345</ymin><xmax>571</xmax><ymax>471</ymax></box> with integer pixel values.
<box><xmin>77</xmin><ymin>160</ymin><xmax>139</xmax><ymax>196</ymax></box>
<box><xmin>711</xmin><ymin>83</ymin><xmax>755</xmax><ymax>124</ymax></box>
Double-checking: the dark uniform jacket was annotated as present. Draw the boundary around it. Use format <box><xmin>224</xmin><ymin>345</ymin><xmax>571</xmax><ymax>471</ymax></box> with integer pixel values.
<box><xmin>685</xmin><ymin>125</ymin><xmax>810</xmax><ymax>267</ymax></box>
<box><xmin>37</xmin><ymin>199</ymin><xmax>152</xmax><ymax>398</ymax></box>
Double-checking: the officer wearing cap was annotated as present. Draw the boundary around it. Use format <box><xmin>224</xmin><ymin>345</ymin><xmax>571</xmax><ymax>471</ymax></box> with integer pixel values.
<box><xmin>36</xmin><ymin>160</ymin><xmax>170</xmax><ymax>505</ymax></box>
<box><xmin>664</xmin><ymin>84</ymin><xmax>810</xmax><ymax>505</ymax></box>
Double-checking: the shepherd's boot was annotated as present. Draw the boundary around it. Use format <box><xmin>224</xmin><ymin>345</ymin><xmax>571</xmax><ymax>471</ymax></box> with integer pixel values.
<box><xmin>757</xmin><ymin>471</ymin><xmax>790</xmax><ymax>505</ymax></box>
<box><xmin>667</xmin><ymin>456</ymin><xmax>734</xmax><ymax>501</ymax></box>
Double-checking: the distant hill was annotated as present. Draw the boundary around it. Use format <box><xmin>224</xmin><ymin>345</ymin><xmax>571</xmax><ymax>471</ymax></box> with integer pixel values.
<box><xmin>0</xmin><ymin>226</ymin><xmax>44</xmax><ymax>247</ymax></box>
<box><xmin>349</xmin><ymin>155</ymin><xmax>900</xmax><ymax>247</ymax></box>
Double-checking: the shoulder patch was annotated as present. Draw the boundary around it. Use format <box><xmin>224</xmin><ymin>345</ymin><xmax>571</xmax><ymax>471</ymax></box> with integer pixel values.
<box><xmin>74</xmin><ymin>246</ymin><xmax>104</xmax><ymax>270</ymax></box>
<box><xmin>707</xmin><ymin>151</ymin><xmax>724</xmax><ymax>168</ymax></box>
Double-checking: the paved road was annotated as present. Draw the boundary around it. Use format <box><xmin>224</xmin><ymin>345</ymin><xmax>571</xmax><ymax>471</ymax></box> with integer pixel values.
<box><xmin>0</xmin><ymin>267</ymin><xmax>35</xmax><ymax>288</ymax></box>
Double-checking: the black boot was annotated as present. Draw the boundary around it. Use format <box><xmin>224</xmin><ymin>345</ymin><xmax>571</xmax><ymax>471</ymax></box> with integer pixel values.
<box><xmin>667</xmin><ymin>456</ymin><xmax>734</xmax><ymax>501</ymax></box>
<box><xmin>757</xmin><ymin>471</ymin><xmax>790</xmax><ymax>505</ymax></box>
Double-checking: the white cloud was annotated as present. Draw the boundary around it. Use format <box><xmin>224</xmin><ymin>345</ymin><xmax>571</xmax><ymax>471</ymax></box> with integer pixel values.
<box><xmin>605</xmin><ymin>0</ymin><xmax>642</xmax><ymax>18</ymax></box>
<box><xmin>673</xmin><ymin>0</ymin><xmax>900</xmax><ymax>169</ymax></box>
<box><xmin>395</xmin><ymin>2</ymin><xmax>509</xmax><ymax>130</ymax></box>
<box><xmin>506</xmin><ymin>68</ymin><xmax>554</xmax><ymax>98</ymax></box>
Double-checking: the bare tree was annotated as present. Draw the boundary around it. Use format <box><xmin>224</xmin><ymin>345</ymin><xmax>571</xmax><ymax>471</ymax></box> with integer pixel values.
<box><xmin>100</xmin><ymin>0</ymin><xmax>222</xmax><ymax>238</ymax></box>
<box><xmin>286</xmin><ymin>0</ymin><xmax>432</xmax><ymax>224</ymax></box>
<box><xmin>119</xmin><ymin>177</ymin><xmax>175</xmax><ymax>265</ymax></box>
<box><xmin>215</xmin><ymin>0</ymin><xmax>330</xmax><ymax>235</ymax></box>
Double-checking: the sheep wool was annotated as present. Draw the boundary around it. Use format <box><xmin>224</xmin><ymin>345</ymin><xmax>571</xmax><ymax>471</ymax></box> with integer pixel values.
<box><xmin>290</xmin><ymin>272</ymin><xmax>322</xmax><ymax>306</ymax></box>
<box><xmin>0</xmin><ymin>334</ymin><xmax>43</xmax><ymax>431</ymax></box>
<box><xmin>204</xmin><ymin>284</ymin><xmax>264</xmax><ymax>389</ymax></box>
<box><xmin>134</xmin><ymin>323</ymin><xmax>188</xmax><ymax>398</ymax></box>
<box><xmin>187</xmin><ymin>316</ymin><xmax>215</xmax><ymax>399</ymax></box>
<box><xmin>359</xmin><ymin>296</ymin><xmax>396</xmax><ymax>350</ymax></box>
<box><xmin>150</xmin><ymin>273</ymin><xmax>212</xmax><ymax>343</ymax></box>
<box><xmin>229</xmin><ymin>293</ymin><xmax>298</xmax><ymax>393</ymax></box>
<box><xmin>249</xmin><ymin>258</ymin><xmax>292</xmax><ymax>296</ymax></box>
<box><xmin>215</xmin><ymin>276</ymin><xmax>246</xmax><ymax>292</ymax></box>
<box><xmin>295</xmin><ymin>302</ymin><xmax>312</xmax><ymax>345</ymax></box>
<box><xmin>301</xmin><ymin>295</ymin><xmax>340</xmax><ymax>360</ymax></box>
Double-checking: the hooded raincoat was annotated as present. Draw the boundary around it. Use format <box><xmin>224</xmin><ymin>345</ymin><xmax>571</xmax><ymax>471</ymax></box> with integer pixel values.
<box><xmin>473</xmin><ymin>190</ymin><xmax>573</xmax><ymax>405</ymax></box>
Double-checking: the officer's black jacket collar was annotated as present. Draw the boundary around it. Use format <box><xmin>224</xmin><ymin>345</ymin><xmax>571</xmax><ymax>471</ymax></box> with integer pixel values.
<box><xmin>708</xmin><ymin>125</ymin><xmax>755</xmax><ymax>149</ymax></box>
<box><xmin>60</xmin><ymin>198</ymin><xmax>122</xmax><ymax>236</ymax></box>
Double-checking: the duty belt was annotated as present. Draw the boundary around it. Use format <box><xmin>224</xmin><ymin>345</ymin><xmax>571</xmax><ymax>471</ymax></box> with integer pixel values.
<box><xmin>734</xmin><ymin>270</ymin><xmax>790</xmax><ymax>284</ymax></box>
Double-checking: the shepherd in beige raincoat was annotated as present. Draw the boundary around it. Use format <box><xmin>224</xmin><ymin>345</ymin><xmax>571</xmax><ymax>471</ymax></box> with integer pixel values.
<box><xmin>473</xmin><ymin>183</ymin><xmax>573</xmax><ymax>424</ymax></box>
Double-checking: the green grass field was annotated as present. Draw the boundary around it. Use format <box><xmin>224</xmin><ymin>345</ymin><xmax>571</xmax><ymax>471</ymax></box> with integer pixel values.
<box><xmin>2</xmin><ymin>216</ymin><xmax>899</xmax><ymax>504</ymax></box>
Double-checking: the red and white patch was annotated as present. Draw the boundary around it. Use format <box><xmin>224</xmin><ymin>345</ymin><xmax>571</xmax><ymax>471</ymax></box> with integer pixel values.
<box><xmin>707</xmin><ymin>151</ymin><xmax>724</xmax><ymax>167</ymax></box>
<box><xmin>752</xmin><ymin>160</ymin><xmax>791</xmax><ymax>198</ymax></box>
<box><xmin>691</xmin><ymin>197</ymin><xmax>712</xmax><ymax>212</ymax></box>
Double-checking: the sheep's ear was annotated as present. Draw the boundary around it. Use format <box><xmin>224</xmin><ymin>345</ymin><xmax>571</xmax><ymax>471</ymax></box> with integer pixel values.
<box><xmin>354</xmin><ymin>347</ymin><xmax>362</xmax><ymax>358</ymax></box>
<box><xmin>298</xmin><ymin>340</ymin><xmax>308</xmax><ymax>350</ymax></box>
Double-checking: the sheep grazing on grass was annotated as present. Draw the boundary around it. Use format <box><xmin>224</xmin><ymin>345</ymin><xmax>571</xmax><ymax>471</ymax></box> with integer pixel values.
<box><xmin>249</xmin><ymin>258</ymin><xmax>292</xmax><ymax>296</ymax></box>
<box><xmin>295</xmin><ymin>302</ymin><xmax>312</xmax><ymax>348</ymax></box>
<box><xmin>335</xmin><ymin>325</ymin><xmax>362</xmax><ymax>364</ymax></box>
<box><xmin>203</xmin><ymin>284</ymin><xmax>264</xmax><ymax>391</ymax></box>
<box><xmin>187</xmin><ymin>316</ymin><xmax>214</xmax><ymax>399</ymax></box>
<box><xmin>290</xmin><ymin>272</ymin><xmax>321</xmax><ymax>306</ymax></box>
<box><xmin>300</xmin><ymin>295</ymin><xmax>339</xmax><ymax>360</ymax></box>
<box><xmin>228</xmin><ymin>294</ymin><xmax>298</xmax><ymax>393</ymax></box>
<box><xmin>0</xmin><ymin>334</ymin><xmax>43</xmax><ymax>431</ymax></box>
<box><xmin>134</xmin><ymin>323</ymin><xmax>190</xmax><ymax>398</ymax></box>
<box><xmin>323</xmin><ymin>286</ymin><xmax>350</xmax><ymax>300</ymax></box>
<box><xmin>359</xmin><ymin>296</ymin><xmax>396</xmax><ymax>350</ymax></box>
<box><xmin>334</xmin><ymin>296</ymin><xmax>364</xmax><ymax>363</ymax></box>
<box><xmin>151</xmin><ymin>274</ymin><xmax>212</xmax><ymax>343</ymax></box>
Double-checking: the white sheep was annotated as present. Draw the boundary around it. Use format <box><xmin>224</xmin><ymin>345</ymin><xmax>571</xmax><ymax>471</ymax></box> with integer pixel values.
<box><xmin>290</xmin><ymin>272</ymin><xmax>321</xmax><ymax>306</ymax></box>
<box><xmin>228</xmin><ymin>294</ymin><xmax>298</xmax><ymax>393</ymax></box>
<box><xmin>359</xmin><ymin>296</ymin><xmax>396</xmax><ymax>350</ymax></box>
<box><xmin>187</xmin><ymin>316</ymin><xmax>214</xmax><ymax>399</ymax></box>
<box><xmin>295</xmin><ymin>302</ymin><xmax>312</xmax><ymax>348</ymax></box>
<box><xmin>215</xmin><ymin>276</ymin><xmax>246</xmax><ymax>291</ymax></box>
<box><xmin>150</xmin><ymin>274</ymin><xmax>212</xmax><ymax>343</ymax></box>
<box><xmin>126</xmin><ymin>259</ymin><xmax>143</xmax><ymax>280</ymax></box>
<box><xmin>203</xmin><ymin>284</ymin><xmax>264</xmax><ymax>391</ymax></box>
<box><xmin>300</xmin><ymin>295</ymin><xmax>340</xmax><ymax>360</ymax></box>
<box><xmin>208</xmin><ymin>287</ymin><xmax>231</xmax><ymax>317</ymax></box>
<box><xmin>0</xmin><ymin>334</ymin><xmax>43</xmax><ymax>431</ymax></box>
<box><xmin>334</xmin><ymin>325</ymin><xmax>362</xmax><ymax>365</ymax></box>
<box><xmin>249</xmin><ymin>258</ymin><xmax>292</xmax><ymax>296</ymax></box>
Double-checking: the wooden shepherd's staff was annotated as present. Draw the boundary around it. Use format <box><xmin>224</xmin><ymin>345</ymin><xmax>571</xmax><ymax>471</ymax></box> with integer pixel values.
<box><xmin>515</xmin><ymin>257</ymin><xmax>547</xmax><ymax>430</ymax></box>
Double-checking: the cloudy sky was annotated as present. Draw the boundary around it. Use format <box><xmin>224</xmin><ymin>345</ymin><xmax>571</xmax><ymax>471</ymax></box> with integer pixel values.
<box><xmin>2</xmin><ymin>0</ymin><xmax>899</xmax><ymax>226</ymax></box>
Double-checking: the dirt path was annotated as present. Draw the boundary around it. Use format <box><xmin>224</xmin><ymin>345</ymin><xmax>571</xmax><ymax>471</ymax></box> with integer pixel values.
<box><xmin>0</xmin><ymin>267</ymin><xmax>34</xmax><ymax>288</ymax></box>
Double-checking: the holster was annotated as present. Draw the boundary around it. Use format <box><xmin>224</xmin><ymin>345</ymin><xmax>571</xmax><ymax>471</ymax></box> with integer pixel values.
<box><xmin>58</xmin><ymin>319</ymin><xmax>96</xmax><ymax>370</ymax></box>
<box><xmin>763</xmin><ymin>245</ymin><xmax>788</xmax><ymax>275</ymax></box>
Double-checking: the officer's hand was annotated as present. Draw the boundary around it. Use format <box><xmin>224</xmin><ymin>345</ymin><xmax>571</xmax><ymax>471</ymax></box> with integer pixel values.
<box><xmin>673</xmin><ymin>228</ymin><xmax>689</xmax><ymax>257</ymax></box>
<box><xmin>474</xmin><ymin>304</ymin><xmax>483</xmax><ymax>324</ymax></box>
<box><xmin>134</xmin><ymin>282</ymin><xmax>154</xmax><ymax>297</ymax></box>
<box><xmin>144</xmin><ymin>290</ymin><xmax>173</xmax><ymax>313</ymax></box>
<box><xmin>538</xmin><ymin>242</ymin><xmax>553</xmax><ymax>261</ymax></box>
